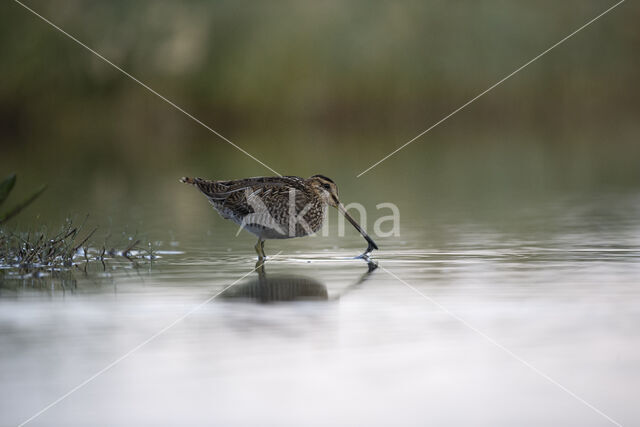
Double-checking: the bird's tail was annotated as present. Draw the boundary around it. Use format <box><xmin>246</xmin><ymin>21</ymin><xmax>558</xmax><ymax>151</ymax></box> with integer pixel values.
<box><xmin>179</xmin><ymin>176</ymin><xmax>197</xmax><ymax>185</ymax></box>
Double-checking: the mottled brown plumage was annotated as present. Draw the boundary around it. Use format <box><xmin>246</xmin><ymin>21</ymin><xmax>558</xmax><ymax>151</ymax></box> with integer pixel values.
<box><xmin>180</xmin><ymin>175</ymin><xmax>378</xmax><ymax>259</ymax></box>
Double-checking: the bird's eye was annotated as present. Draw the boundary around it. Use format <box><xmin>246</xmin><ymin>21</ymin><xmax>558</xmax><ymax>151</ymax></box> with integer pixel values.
<box><xmin>322</xmin><ymin>183</ymin><xmax>331</xmax><ymax>190</ymax></box>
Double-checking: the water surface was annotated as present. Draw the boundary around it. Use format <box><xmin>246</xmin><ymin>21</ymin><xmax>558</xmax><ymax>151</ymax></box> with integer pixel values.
<box><xmin>1</xmin><ymin>191</ymin><xmax>639</xmax><ymax>426</ymax></box>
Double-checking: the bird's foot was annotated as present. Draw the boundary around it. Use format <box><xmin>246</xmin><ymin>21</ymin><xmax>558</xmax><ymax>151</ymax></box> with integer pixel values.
<box><xmin>355</xmin><ymin>250</ymin><xmax>378</xmax><ymax>271</ymax></box>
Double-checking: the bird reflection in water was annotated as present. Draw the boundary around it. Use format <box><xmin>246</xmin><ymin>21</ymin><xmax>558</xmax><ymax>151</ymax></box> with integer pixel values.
<box><xmin>220</xmin><ymin>259</ymin><xmax>377</xmax><ymax>303</ymax></box>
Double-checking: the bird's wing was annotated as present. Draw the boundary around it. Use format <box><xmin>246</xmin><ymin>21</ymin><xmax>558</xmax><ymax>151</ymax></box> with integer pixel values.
<box><xmin>192</xmin><ymin>176</ymin><xmax>310</xmax><ymax>219</ymax></box>
<box><xmin>195</xmin><ymin>176</ymin><xmax>304</xmax><ymax>198</ymax></box>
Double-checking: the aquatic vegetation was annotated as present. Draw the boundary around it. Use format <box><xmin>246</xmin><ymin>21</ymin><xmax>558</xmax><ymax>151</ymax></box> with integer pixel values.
<box><xmin>0</xmin><ymin>218</ymin><xmax>156</xmax><ymax>286</ymax></box>
<box><xmin>0</xmin><ymin>175</ymin><xmax>158</xmax><ymax>289</ymax></box>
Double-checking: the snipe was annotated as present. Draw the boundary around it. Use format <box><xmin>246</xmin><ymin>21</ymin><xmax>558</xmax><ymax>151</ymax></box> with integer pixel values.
<box><xmin>180</xmin><ymin>175</ymin><xmax>378</xmax><ymax>259</ymax></box>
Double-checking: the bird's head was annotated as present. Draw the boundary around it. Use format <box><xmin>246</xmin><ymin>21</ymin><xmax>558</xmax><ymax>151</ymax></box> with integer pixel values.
<box><xmin>307</xmin><ymin>174</ymin><xmax>378</xmax><ymax>253</ymax></box>
<box><xmin>308</xmin><ymin>174</ymin><xmax>340</xmax><ymax>207</ymax></box>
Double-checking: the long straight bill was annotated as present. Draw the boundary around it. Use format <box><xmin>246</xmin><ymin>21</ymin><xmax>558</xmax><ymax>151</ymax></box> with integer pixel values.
<box><xmin>337</xmin><ymin>202</ymin><xmax>378</xmax><ymax>254</ymax></box>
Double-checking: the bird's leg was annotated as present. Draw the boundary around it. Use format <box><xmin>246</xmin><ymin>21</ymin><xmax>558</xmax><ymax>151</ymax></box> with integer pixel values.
<box><xmin>255</xmin><ymin>257</ymin><xmax>266</xmax><ymax>275</ymax></box>
<box><xmin>254</xmin><ymin>238</ymin><xmax>268</xmax><ymax>274</ymax></box>
<box><xmin>254</xmin><ymin>237</ymin><xmax>266</xmax><ymax>260</ymax></box>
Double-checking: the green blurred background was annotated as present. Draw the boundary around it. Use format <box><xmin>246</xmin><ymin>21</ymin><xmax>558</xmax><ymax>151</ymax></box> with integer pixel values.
<box><xmin>0</xmin><ymin>0</ymin><xmax>638</xmax><ymax>235</ymax></box>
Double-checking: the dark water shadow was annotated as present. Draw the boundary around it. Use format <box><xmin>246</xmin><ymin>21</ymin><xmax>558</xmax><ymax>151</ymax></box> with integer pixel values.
<box><xmin>219</xmin><ymin>259</ymin><xmax>377</xmax><ymax>303</ymax></box>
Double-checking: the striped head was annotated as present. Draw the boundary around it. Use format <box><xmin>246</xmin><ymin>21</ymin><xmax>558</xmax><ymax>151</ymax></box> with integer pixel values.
<box><xmin>307</xmin><ymin>174</ymin><xmax>378</xmax><ymax>252</ymax></box>
<box><xmin>307</xmin><ymin>174</ymin><xmax>339</xmax><ymax>207</ymax></box>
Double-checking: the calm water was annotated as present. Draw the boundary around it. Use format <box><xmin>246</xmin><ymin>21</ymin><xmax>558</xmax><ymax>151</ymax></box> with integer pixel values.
<box><xmin>2</xmin><ymin>1</ymin><xmax>639</xmax><ymax>424</ymax></box>
<box><xmin>1</xmin><ymin>191</ymin><xmax>639</xmax><ymax>426</ymax></box>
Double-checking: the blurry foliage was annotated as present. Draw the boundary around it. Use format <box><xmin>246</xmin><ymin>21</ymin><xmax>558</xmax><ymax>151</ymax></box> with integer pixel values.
<box><xmin>0</xmin><ymin>0</ymin><xmax>638</xmax><ymax>228</ymax></box>
<box><xmin>0</xmin><ymin>0</ymin><xmax>638</xmax><ymax>148</ymax></box>
<box><xmin>0</xmin><ymin>173</ymin><xmax>46</xmax><ymax>224</ymax></box>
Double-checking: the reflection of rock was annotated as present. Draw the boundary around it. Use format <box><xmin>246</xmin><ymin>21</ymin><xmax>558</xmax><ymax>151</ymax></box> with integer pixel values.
<box><xmin>220</xmin><ymin>274</ymin><xmax>328</xmax><ymax>303</ymax></box>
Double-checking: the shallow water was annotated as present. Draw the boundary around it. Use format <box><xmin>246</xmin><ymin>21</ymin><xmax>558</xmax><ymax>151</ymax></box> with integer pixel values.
<box><xmin>2</xmin><ymin>0</ymin><xmax>639</xmax><ymax>423</ymax></box>
<box><xmin>1</xmin><ymin>191</ymin><xmax>639</xmax><ymax>426</ymax></box>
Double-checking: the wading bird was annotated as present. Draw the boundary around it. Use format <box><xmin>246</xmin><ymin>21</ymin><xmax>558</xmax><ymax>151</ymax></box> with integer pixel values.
<box><xmin>180</xmin><ymin>175</ymin><xmax>378</xmax><ymax>259</ymax></box>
